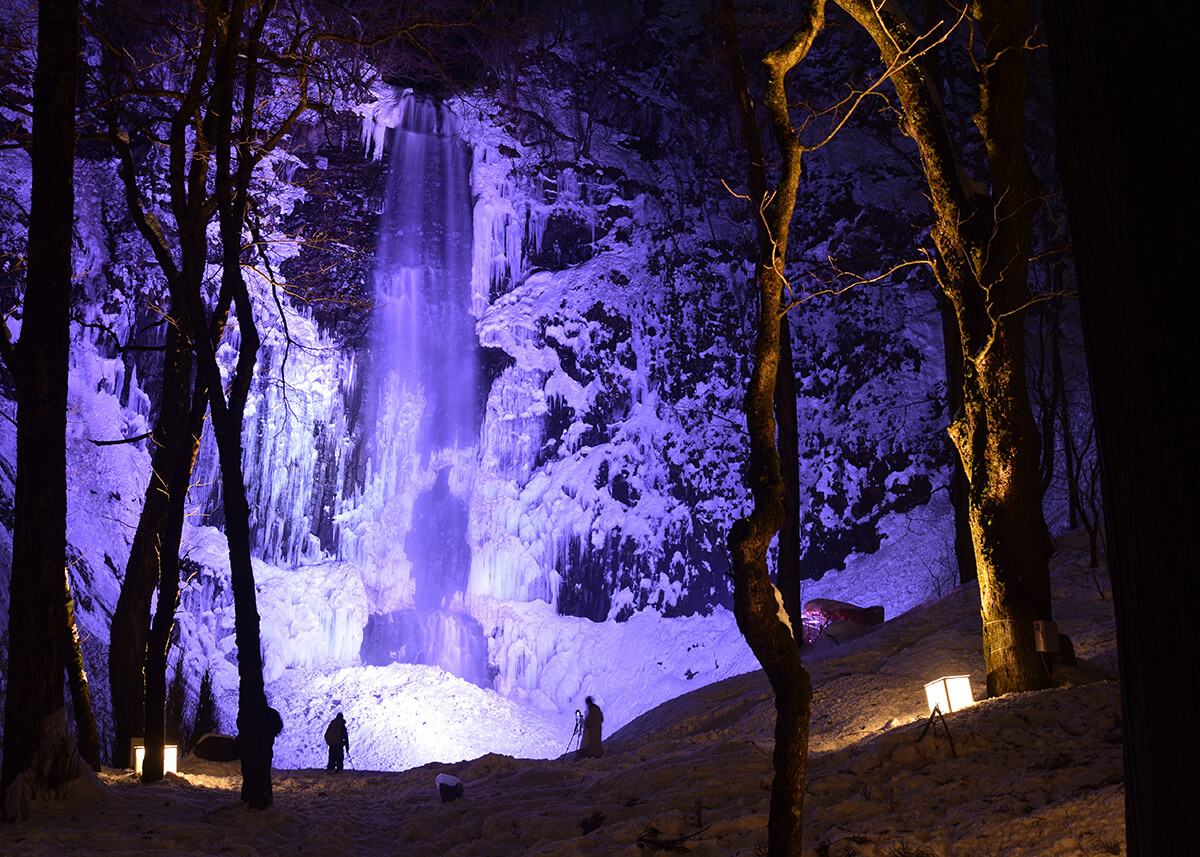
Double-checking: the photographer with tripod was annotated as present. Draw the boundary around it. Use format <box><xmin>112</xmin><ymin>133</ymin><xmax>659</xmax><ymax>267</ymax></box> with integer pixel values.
<box><xmin>574</xmin><ymin>696</ymin><xmax>603</xmax><ymax>759</ymax></box>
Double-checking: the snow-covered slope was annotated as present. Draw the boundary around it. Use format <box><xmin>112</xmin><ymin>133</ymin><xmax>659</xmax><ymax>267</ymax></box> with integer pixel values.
<box><xmin>0</xmin><ymin>532</ymin><xmax>1123</xmax><ymax>857</ymax></box>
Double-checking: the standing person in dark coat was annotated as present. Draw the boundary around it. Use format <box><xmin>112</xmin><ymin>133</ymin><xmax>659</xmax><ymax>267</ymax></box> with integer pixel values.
<box><xmin>269</xmin><ymin>707</ymin><xmax>284</xmax><ymax>739</ymax></box>
<box><xmin>324</xmin><ymin>712</ymin><xmax>349</xmax><ymax>771</ymax></box>
<box><xmin>268</xmin><ymin>706</ymin><xmax>284</xmax><ymax>770</ymax></box>
<box><xmin>577</xmin><ymin>696</ymin><xmax>603</xmax><ymax>759</ymax></box>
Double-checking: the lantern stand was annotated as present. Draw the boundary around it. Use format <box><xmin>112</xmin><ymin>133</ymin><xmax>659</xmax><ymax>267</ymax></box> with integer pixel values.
<box><xmin>917</xmin><ymin>704</ymin><xmax>959</xmax><ymax>759</ymax></box>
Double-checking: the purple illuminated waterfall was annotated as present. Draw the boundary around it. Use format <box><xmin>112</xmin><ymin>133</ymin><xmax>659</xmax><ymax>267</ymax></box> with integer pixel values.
<box><xmin>357</xmin><ymin>92</ymin><xmax>487</xmax><ymax>686</ymax></box>
<box><xmin>374</xmin><ymin>95</ymin><xmax>476</xmax><ymax>455</ymax></box>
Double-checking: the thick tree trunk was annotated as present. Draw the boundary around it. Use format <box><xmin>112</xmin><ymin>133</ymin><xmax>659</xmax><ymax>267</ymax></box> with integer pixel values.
<box><xmin>175</xmin><ymin>262</ymin><xmax>271</xmax><ymax>804</ymax></box>
<box><xmin>1047</xmin><ymin>6</ymin><xmax>1197</xmax><ymax>855</ymax></box>
<box><xmin>949</xmin><ymin>325</ymin><xmax>1052</xmax><ymax>695</ymax></box>
<box><xmin>837</xmin><ymin>0</ymin><xmax>1052</xmax><ymax>696</ymax></box>
<box><xmin>945</xmin><ymin>0</ymin><xmax>1051</xmax><ymax>697</ymax></box>
<box><xmin>729</xmin><ymin>511</ymin><xmax>812</xmax><ymax>856</ymax></box>
<box><xmin>213</xmin><ymin>416</ymin><xmax>272</xmax><ymax>808</ymax></box>
<box><xmin>109</xmin><ymin>322</ymin><xmax>196</xmax><ymax>767</ymax></box>
<box><xmin>1</xmin><ymin>0</ymin><xmax>79</xmax><ymax>820</ymax></box>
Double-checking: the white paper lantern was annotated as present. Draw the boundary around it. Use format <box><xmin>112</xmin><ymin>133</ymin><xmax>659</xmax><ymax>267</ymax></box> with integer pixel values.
<box><xmin>924</xmin><ymin>675</ymin><xmax>975</xmax><ymax>714</ymax></box>
<box><xmin>132</xmin><ymin>742</ymin><xmax>178</xmax><ymax>775</ymax></box>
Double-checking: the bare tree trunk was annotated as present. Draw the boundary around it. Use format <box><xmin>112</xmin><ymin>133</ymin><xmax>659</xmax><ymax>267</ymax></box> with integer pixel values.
<box><xmin>949</xmin><ymin>322</ymin><xmax>1051</xmax><ymax>695</ymax></box>
<box><xmin>933</xmin><ymin>288</ymin><xmax>976</xmax><ymax>584</ymax></box>
<box><xmin>109</xmin><ymin>322</ymin><xmax>196</xmax><ymax>767</ymax></box>
<box><xmin>721</xmin><ymin>2</ymin><xmax>825</xmax><ymax>852</ymax></box>
<box><xmin>1035</xmin><ymin>305</ymin><xmax>1061</xmax><ymax>500</ymax></box>
<box><xmin>201</xmin><ymin>0</ymin><xmax>274</xmax><ymax>806</ymax></box>
<box><xmin>217</xmin><ymin>418</ymin><xmax>273</xmax><ymax>808</ymax></box>
<box><xmin>1</xmin><ymin>0</ymin><xmax>80</xmax><ymax>821</ymax></box>
<box><xmin>64</xmin><ymin>572</ymin><xmax>101</xmax><ymax>773</ymax></box>
<box><xmin>774</xmin><ymin>312</ymin><xmax>803</xmax><ymax>623</ymax></box>
<box><xmin>923</xmin><ymin>0</ymin><xmax>974</xmax><ymax>591</ymax></box>
<box><xmin>1047</xmin><ymin>5</ymin><xmax>1198</xmax><ymax>855</ymax></box>
<box><xmin>1049</xmin><ymin>298</ymin><xmax>1083</xmax><ymax>530</ymax></box>
<box><xmin>141</xmin><ymin>385</ymin><xmax>206</xmax><ymax>783</ymax></box>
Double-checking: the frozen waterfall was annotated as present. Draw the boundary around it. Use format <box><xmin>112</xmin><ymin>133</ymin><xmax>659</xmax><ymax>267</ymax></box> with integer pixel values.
<box><xmin>348</xmin><ymin>92</ymin><xmax>485</xmax><ymax>684</ymax></box>
<box><xmin>372</xmin><ymin>95</ymin><xmax>476</xmax><ymax>458</ymax></box>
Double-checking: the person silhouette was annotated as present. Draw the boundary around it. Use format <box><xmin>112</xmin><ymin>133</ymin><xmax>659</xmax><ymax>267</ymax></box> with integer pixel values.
<box><xmin>577</xmin><ymin>696</ymin><xmax>603</xmax><ymax>759</ymax></box>
<box><xmin>324</xmin><ymin>712</ymin><xmax>349</xmax><ymax>771</ymax></box>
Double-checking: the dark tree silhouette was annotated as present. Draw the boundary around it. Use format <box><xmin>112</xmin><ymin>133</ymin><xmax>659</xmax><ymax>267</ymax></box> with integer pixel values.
<box><xmin>98</xmin><ymin>0</ymin><xmax>223</xmax><ymax>777</ymax></box>
<box><xmin>106</xmin><ymin>317</ymin><xmax>204</xmax><ymax>770</ymax></box>
<box><xmin>104</xmin><ymin>0</ymin><xmax>301</xmax><ymax>801</ymax></box>
<box><xmin>1047</xmin><ymin>5</ymin><xmax>1198</xmax><ymax>855</ymax></box>
<box><xmin>774</xmin><ymin>314</ymin><xmax>804</xmax><ymax>623</ymax></box>
<box><xmin>0</xmin><ymin>0</ymin><xmax>85</xmax><ymax>821</ymax></box>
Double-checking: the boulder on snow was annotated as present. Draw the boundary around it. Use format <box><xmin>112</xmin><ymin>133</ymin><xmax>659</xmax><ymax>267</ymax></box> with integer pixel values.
<box><xmin>192</xmin><ymin>733</ymin><xmax>240</xmax><ymax>761</ymax></box>
<box><xmin>801</xmin><ymin>598</ymin><xmax>884</xmax><ymax>644</ymax></box>
<box><xmin>436</xmin><ymin>773</ymin><xmax>465</xmax><ymax>803</ymax></box>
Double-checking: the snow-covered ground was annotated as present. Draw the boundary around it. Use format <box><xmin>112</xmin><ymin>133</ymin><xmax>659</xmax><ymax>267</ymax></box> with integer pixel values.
<box><xmin>0</xmin><ymin>529</ymin><xmax>1123</xmax><ymax>856</ymax></box>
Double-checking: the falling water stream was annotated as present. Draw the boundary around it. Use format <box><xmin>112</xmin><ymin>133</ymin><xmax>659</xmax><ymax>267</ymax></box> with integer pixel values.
<box><xmin>357</xmin><ymin>92</ymin><xmax>488</xmax><ymax>686</ymax></box>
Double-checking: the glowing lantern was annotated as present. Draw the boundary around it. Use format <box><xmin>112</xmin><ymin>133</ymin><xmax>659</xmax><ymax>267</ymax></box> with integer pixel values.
<box><xmin>924</xmin><ymin>675</ymin><xmax>975</xmax><ymax>714</ymax></box>
<box><xmin>132</xmin><ymin>740</ymin><xmax>178</xmax><ymax>775</ymax></box>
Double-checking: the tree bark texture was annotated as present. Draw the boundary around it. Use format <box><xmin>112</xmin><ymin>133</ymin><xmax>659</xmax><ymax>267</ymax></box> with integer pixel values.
<box><xmin>774</xmin><ymin>312</ymin><xmax>803</xmax><ymax>621</ymax></box>
<box><xmin>2</xmin><ymin>0</ymin><xmax>80</xmax><ymax>819</ymax></box>
<box><xmin>1046</xmin><ymin>5</ymin><xmax>1198</xmax><ymax>855</ymax></box>
<box><xmin>933</xmin><ymin>288</ymin><xmax>977</xmax><ymax>584</ymax></box>
<box><xmin>836</xmin><ymin>0</ymin><xmax>1052</xmax><ymax>697</ymax></box>
<box><xmin>65</xmin><ymin>573</ymin><xmax>101</xmax><ymax>773</ymax></box>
